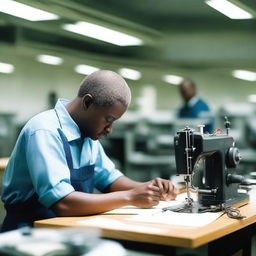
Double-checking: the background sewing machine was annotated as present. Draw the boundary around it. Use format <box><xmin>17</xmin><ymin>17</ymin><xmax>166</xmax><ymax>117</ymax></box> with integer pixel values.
<box><xmin>0</xmin><ymin>226</ymin><xmax>126</xmax><ymax>256</ymax></box>
<box><xmin>173</xmin><ymin>117</ymin><xmax>248</xmax><ymax>212</ymax></box>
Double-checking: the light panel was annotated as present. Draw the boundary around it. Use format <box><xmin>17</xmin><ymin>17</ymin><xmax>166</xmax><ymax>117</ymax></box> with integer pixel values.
<box><xmin>163</xmin><ymin>75</ymin><xmax>183</xmax><ymax>85</ymax></box>
<box><xmin>206</xmin><ymin>0</ymin><xmax>253</xmax><ymax>19</ymax></box>
<box><xmin>118</xmin><ymin>68</ymin><xmax>141</xmax><ymax>80</ymax></box>
<box><xmin>0</xmin><ymin>0</ymin><xmax>59</xmax><ymax>21</ymax></box>
<box><xmin>74</xmin><ymin>64</ymin><xmax>99</xmax><ymax>75</ymax></box>
<box><xmin>232</xmin><ymin>70</ymin><xmax>256</xmax><ymax>81</ymax></box>
<box><xmin>0</xmin><ymin>62</ymin><xmax>14</xmax><ymax>74</ymax></box>
<box><xmin>63</xmin><ymin>21</ymin><xmax>143</xmax><ymax>46</ymax></box>
<box><xmin>36</xmin><ymin>55</ymin><xmax>63</xmax><ymax>65</ymax></box>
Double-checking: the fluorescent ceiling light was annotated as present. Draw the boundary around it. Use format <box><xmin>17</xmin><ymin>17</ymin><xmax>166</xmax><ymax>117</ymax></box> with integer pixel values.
<box><xmin>118</xmin><ymin>68</ymin><xmax>141</xmax><ymax>80</ymax></box>
<box><xmin>232</xmin><ymin>70</ymin><xmax>256</xmax><ymax>81</ymax></box>
<box><xmin>248</xmin><ymin>95</ymin><xmax>256</xmax><ymax>103</ymax></box>
<box><xmin>36</xmin><ymin>55</ymin><xmax>63</xmax><ymax>65</ymax></box>
<box><xmin>63</xmin><ymin>21</ymin><xmax>143</xmax><ymax>46</ymax></box>
<box><xmin>74</xmin><ymin>64</ymin><xmax>99</xmax><ymax>75</ymax></box>
<box><xmin>163</xmin><ymin>74</ymin><xmax>183</xmax><ymax>85</ymax></box>
<box><xmin>0</xmin><ymin>0</ymin><xmax>59</xmax><ymax>21</ymax></box>
<box><xmin>0</xmin><ymin>62</ymin><xmax>14</xmax><ymax>73</ymax></box>
<box><xmin>205</xmin><ymin>0</ymin><xmax>253</xmax><ymax>19</ymax></box>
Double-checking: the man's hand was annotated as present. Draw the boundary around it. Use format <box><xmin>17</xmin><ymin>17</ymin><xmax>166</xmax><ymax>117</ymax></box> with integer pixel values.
<box><xmin>107</xmin><ymin>176</ymin><xmax>178</xmax><ymax>209</ymax></box>
<box><xmin>127</xmin><ymin>182</ymin><xmax>161</xmax><ymax>208</ymax></box>
<box><xmin>149</xmin><ymin>177</ymin><xmax>178</xmax><ymax>201</ymax></box>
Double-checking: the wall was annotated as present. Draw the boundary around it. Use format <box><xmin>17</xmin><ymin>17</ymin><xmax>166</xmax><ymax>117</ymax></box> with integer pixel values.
<box><xmin>0</xmin><ymin>45</ymin><xmax>255</xmax><ymax>125</ymax></box>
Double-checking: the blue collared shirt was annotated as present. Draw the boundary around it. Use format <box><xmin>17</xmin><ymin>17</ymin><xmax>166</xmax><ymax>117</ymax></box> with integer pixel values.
<box><xmin>2</xmin><ymin>99</ymin><xmax>123</xmax><ymax>208</ymax></box>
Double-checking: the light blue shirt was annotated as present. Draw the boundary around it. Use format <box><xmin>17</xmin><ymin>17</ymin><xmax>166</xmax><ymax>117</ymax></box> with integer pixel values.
<box><xmin>2</xmin><ymin>99</ymin><xmax>123</xmax><ymax>208</ymax></box>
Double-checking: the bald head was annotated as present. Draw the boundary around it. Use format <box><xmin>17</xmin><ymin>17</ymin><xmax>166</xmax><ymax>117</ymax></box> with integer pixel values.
<box><xmin>179</xmin><ymin>79</ymin><xmax>197</xmax><ymax>102</ymax></box>
<box><xmin>78</xmin><ymin>70</ymin><xmax>131</xmax><ymax>107</ymax></box>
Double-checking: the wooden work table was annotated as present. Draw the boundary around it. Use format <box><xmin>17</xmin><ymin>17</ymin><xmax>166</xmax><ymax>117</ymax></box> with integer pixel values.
<box><xmin>35</xmin><ymin>200</ymin><xmax>256</xmax><ymax>255</ymax></box>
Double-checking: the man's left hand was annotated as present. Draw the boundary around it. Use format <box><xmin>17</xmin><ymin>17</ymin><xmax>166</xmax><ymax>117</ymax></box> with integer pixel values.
<box><xmin>150</xmin><ymin>177</ymin><xmax>178</xmax><ymax>201</ymax></box>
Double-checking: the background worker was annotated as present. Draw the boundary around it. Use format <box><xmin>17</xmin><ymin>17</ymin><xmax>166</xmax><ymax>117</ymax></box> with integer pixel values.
<box><xmin>177</xmin><ymin>79</ymin><xmax>214</xmax><ymax>133</ymax></box>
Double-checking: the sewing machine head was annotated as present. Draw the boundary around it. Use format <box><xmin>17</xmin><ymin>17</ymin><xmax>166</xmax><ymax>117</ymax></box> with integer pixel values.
<box><xmin>174</xmin><ymin>117</ymin><xmax>248</xmax><ymax>207</ymax></box>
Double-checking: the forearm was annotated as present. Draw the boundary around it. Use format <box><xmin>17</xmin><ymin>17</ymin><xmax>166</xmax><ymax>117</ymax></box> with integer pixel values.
<box><xmin>107</xmin><ymin>176</ymin><xmax>144</xmax><ymax>192</ymax></box>
<box><xmin>52</xmin><ymin>190</ymin><xmax>131</xmax><ymax>217</ymax></box>
<box><xmin>51</xmin><ymin>177</ymin><xmax>177</xmax><ymax>217</ymax></box>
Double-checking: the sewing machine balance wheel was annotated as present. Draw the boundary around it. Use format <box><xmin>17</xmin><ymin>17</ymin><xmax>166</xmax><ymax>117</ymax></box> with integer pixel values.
<box><xmin>226</xmin><ymin>147</ymin><xmax>241</xmax><ymax>168</ymax></box>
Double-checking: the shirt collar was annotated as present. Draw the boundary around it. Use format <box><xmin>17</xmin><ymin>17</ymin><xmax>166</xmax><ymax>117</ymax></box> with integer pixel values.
<box><xmin>54</xmin><ymin>98</ymin><xmax>81</xmax><ymax>141</ymax></box>
<box><xmin>187</xmin><ymin>96</ymin><xmax>199</xmax><ymax>107</ymax></box>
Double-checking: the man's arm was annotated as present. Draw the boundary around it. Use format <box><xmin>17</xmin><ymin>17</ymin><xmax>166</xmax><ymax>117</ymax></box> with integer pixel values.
<box><xmin>52</xmin><ymin>176</ymin><xmax>178</xmax><ymax>217</ymax></box>
<box><xmin>107</xmin><ymin>176</ymin><xmax>142</xmax><ymax>191</ymax></box>
<box><xmin>51</xmin><ymin>181</ymin><xmax>161</xmax><ymax>216</ymax></box>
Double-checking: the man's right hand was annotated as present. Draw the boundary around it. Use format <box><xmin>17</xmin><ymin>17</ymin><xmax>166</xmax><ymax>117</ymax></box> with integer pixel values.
<box><xmin>127</xmin><ymin>182</ymin><xmax>161</xmax><ymax>208</ymax></box>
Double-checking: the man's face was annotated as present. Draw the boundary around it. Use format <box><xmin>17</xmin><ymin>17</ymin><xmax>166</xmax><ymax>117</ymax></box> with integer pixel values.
<box><xmin>180</xmin><ymin>82</ymin><xmax>195</xmax><ymax>102</ymax></box>
<box><xmin>79</xmin><ymin>101</ymin><xmax>127</xmax><ymax>140</ymax></box>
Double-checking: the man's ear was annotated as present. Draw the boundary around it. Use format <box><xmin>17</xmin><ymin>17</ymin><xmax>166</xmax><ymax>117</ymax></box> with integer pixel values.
<box><xmin>82</xmin><ymin>94</ymin><xmax>93</xmax><ymax>110</ymax></box>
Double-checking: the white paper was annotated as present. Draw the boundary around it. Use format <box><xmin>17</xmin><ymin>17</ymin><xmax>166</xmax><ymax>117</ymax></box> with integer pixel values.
<box><xmin>103</xmin><ymin>192</ymin><xmax>197</xmax><ymax>215</ymax></box>
<box><xmin>101</xmin><ymin>192</ymin><xmax>221</xmax><ymax>227</ymax></box>
<box><xmin>248</xmin><ymin>187</ymin><xmax>256</xmax><ymax>202</ymax></box>
<box><xmin>128</xmin><ymin>211</ymin><xmax>222</xmax><ymax>227</ymax></box>
<box><xmin>78</xmin><ymin>217</ymin><xmax>164</xmax><ymax>233</ymax></box>
<box><xmin>103</xmin><ymin>200</ymin><xmax>182</xmax><ymax>215</ymax></box>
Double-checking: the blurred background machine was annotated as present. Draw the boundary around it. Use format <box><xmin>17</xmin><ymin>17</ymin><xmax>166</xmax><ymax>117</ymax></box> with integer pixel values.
<box><xmin>219</xmin><ymin>103</ymin><xmax>256</xmax><ymax>176</ymax></box>
<box><xmin>0</xmin><ymin>227</ymin><xmax>126</xmax><ymax>256</ymax></box>
<box><xmin>0</xmin><ymin>113</ymin><xmax>16</xmax><ymax>158</ymax></box>
<box><xmin>102</xmin><ymin>111</ymin><xmax>176</xmax><ymax>181</ymax></box>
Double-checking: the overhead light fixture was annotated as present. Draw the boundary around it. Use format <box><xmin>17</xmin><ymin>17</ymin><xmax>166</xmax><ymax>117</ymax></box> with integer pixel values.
<box><xmin>118</xmin><ymin>68</ymin><xmax>141</xmax><ymax>80</ymax></box>
<box><xmin>163</xmin><ymin>74</ymin><xmax>183</xmax><ymax>85</ymax></box>
<box><xmin>232</xmin><ymin>70</ymin><xmax>256</xmax><ymax>81</ymax></box>
<box><xmin>63</xmin><ymin>21</ymin><xmax>143</xmax><ymax>46</ymax></box>
<box><xmin>248</xmin><ymin>94</ymin><xmax>256</xmax><ymax>103</ymax></box>
<box><xmin>205</xmin><ymin>0</ymin><xmax>253</xmax><ymax>19</ymax></box>
<box><xmin>36</xmin><ymin>55</ymin><xmax>63</xmax><ymax>65</ymax></box>
<box><xmin>0</xmin><ymin>62</ymin><xmax>14</xmax><ymax>74</ymax></box>
<box><xmin>0</xmin><ymin>0</ymin><xmax>59</xmax><ymax>21</ymax></box>
<box><xmin>74</xmin><ymin>64</ymin><xmax>99</xmax><ymax>75</ymax></box>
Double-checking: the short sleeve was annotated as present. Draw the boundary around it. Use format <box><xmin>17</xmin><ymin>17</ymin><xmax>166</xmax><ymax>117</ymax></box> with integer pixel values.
<box><xmin>26</xmin><ymin>129</ymin><xmax>75</xmax><ymax>208</ymax></box>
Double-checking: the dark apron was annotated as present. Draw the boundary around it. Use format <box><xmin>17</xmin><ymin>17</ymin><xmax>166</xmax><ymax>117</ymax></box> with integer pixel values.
<box><xmin>1</xmin><ymin>128</ymin><xmax>94</xmax><ymax>232</ymax></box>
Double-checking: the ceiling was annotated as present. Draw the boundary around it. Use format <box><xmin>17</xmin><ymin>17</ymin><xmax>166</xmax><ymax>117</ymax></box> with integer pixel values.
<box><xmin>0</xmin><ymin>0</ymin><xmax>256</xmax><ymax>79</ymax></box>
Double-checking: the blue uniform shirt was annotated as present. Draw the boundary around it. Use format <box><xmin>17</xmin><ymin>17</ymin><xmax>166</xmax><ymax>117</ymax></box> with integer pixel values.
<box><xmin>2</xmin><ymin>99</ymin><xmax>123</xmax><ymax>208</ymax></box>
<box><xmin>178</xmin><ymin>96</ymin><xmax>214</xmax><ymax>133</ymax></box>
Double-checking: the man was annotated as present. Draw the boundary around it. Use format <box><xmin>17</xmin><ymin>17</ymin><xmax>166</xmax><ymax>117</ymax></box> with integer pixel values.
<box><xmin>177</xmin><ymin>79</ymin><xmax>214</xmax><ymax>133</ymax></box>
<box><xmin>1</xmin><ymin>70</ymin><xmax>177</xmax><ymax>232</ymax></box>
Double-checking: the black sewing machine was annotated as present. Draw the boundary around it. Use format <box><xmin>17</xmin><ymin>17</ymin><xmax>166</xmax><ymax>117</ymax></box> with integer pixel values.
<box><xmin>170</xmin><ymin>117</ymin><xmax>248</xmax><ymax>213</ymax></box>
